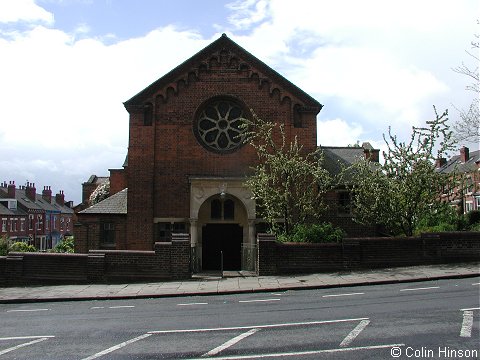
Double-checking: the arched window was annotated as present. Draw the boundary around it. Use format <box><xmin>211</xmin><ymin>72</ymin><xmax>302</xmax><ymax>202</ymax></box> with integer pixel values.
<box><xmin>210</xmin><ymin>198</ymin><xmax>235</xmax><ymax>220</ymax></box>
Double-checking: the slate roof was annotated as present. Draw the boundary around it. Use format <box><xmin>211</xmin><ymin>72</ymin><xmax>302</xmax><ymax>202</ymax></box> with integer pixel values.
<box><xmin>79</xmin><ymin>188</ymin><xmax>128</xmax><ymax>215</ymax></box>
<box><xmin>0</xmin><ymin>203</ymin><xmax>15</xmax><ymax>216</ymax></box>
<box><xmin>320</xmin><ymin>146</ymin><xmax>367</xmax><ymax>176</ymax></box>
<box><xmin>124</xmin><ymin>33</ymin><xmax>322</xmax><ymax>110</ymax></box>
<box><xmin>437</xmin><ymin>149</ymin><xmax>480</xmax><ymax>174</ymax></box>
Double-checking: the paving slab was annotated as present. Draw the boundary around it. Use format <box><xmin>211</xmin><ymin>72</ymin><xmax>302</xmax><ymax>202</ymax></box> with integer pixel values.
<box><xmin>0</xmin><ymin>262</ymin><xmax>478</xmax><ymax>303</ymax></box>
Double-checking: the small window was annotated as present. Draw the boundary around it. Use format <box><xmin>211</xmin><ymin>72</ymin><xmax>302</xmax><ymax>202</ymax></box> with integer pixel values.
<box><xmin>224</xmin><ymin>199</ymin><xmax>235</xmax><ymax>220</ymax></box>
<box><xmin>101</xmin><ymin>222</ymin><xmax>115</xmax><ymax>245</ymax></box>
<box><xmin>211</xmin><ymin>199</ymin><xmax>222</xmax><ymax>219</ymax></box>
<box><xmin>143</xmin><ymin>103</ymin><xmax>153</xmax><ymax>126</ymax></box>
<box><xmin>338</xmin><ymin>191</ymin><xmax>352</xmax><ymax>215</ymax></box>
<box><xmin>293</xmin><ymin>104</ymin><xmax>303</xmax><ymax>128</ymax></box>
<box><xmin>156</xmin><ymin>222</ymin><xmax>187</xmax><ymax>242</ymax></box>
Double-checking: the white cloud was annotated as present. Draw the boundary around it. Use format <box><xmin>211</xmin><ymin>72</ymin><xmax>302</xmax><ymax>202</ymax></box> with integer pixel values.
<box><xmin>317</xmin><ymin>118</ymin><xmax>363</xmax><ymax>146</ymax></box>
<box><xmin>0</xmin><ymin>0</ymin><xmax>53</xmax><ymax>24</ymax></box>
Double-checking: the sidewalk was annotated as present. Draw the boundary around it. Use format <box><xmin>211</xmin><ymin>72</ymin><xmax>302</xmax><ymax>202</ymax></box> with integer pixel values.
<box><xmin>0</xmin><ymin>262</ymin><xmax>478</xmax><ymax>304</ymax></box>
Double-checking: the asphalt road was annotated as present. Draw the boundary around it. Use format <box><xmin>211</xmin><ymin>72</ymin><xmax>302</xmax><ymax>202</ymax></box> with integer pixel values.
<box><xmin>1</xmin><ymin>277</ymin><xmax>479</xmax><ymax>359</ymax></box>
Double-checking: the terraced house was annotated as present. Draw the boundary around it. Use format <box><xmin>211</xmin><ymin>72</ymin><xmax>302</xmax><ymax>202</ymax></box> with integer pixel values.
<box><xmin>0</xmin><ymin>181</ymin><xmax>74</xmax><ymax>250</ymax></box>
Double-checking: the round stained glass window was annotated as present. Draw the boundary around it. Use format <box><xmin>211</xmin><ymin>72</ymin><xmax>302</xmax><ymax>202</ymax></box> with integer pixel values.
<box><xmin>194</xmin><ymin>99</ymin><xmax>247</xmax><ymax>153</ymax></box>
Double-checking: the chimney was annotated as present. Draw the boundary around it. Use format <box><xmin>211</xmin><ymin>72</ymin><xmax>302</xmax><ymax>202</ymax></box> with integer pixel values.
<box><xmin>25</xmin><ymin>182</ymin><xmax>36</xmax><ymax>201</ymax></box>
<box><xmin>362</xmin><ymin>142</ymin><xmax>380</xmax><ymax>162</ymax></box>
<box><xmin>56</xmin><ymin>190</ymin><xmax>65</xmax><ymax>206</ymax></box>
<box><xmin>42</xmin><ymin>186</ymin><xmax>52</xmax><ymax>203</ymax></box>
<box><xmin>460</xmin><ymin>146</ymin><xmax>470</xmax><ymax>162</ymax></box>
<box><xmin>435</xmin><ymin>158</ymin><xmax>447</xmax><ymax>169</ymax></box>
<box><xmin>7</xmin><ymin>181</ymin><xmax>15</xmax><ymax>198</ymax></box>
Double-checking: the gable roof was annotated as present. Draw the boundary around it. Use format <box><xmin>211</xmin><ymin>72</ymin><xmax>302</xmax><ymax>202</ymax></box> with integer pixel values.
<box><xmin>321</xmin><ymin>146</ymin><xmax>367</xmax><ymax>176</ymax></box>
<box><xmin>124</xmin><ymin>33</ymin><xmax>322</xmax><ymax>110</ymax></box>
<box><xmin>437</xmin><ymin>149</ymin><xmax>480</xmax><ymax>174</ymax></box>
<box><xmin>79</xmin><ymin>188</ymin><xmax>127</xmax><ymax>215</ymax></box>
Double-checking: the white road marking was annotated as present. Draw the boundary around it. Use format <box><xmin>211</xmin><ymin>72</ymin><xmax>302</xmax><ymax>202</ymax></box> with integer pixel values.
<box><xmin>399</xmin><ymin>286</ymin><xmax>440</xmax><ymax>292</ymax></box>
<box><xmin>90</xmin><ymin>307</ymin><xmax>105</xmax><ymax>310</ymax></box>
<box><xmin>177</xmin><ymin>302</ymin><xmax>209</xmax><ymax>306</ymax></box>
<box><xmin>109</xmin><ymin>305</ymin><xmax>135</xmax><ymax>309</ymax></box>
<box><xmin>6</xmin><ymin>309</ymin><xmax>49</xmax><ymax>313</ymax></box>
<box><xmin>322</xmin><ymin>293</ymin><xmax>364</xmax><ymax>298</ymax></box>
<box><xmin>472</xmin><ymin>283</ymin><xmax>479</xmax><ymax>286</ymax></box>
<box><xmin>460</xmin><ymin>310</ymin><xmax>474</xmax><ymax>338</ymax></box>
<box><xmin>0</xmin><ymin>337</ymin><xmax>49</xmax><ymax>356</ymax></box>
<box><xmin>339</xmin><ymin>320</ymin><xmax>370</xmax><ymax>347</ymax></box>
<box><xmin>0</xmin><ymin>336</ymin><xmax>54</xmax><ymax>341</ymax></box>
<box><xmin>81</xmin><ymin>333</ymin><xmax>152</xmax><ymax>360</ymax></box>
<box><xmin>460</xmin><ymin>307</ymin><xmax>480</xmax><ymax>311</ymax></box>
<box><xmin>239</xmin><ymin>299</ymin><xmax>281</xmax><ymax>303</ymax></box>
<box><xmin>202</xmin><ymin>329</ymin><xmax>259</xmax><ymax>357</ymax></box>
<box><xmin>149</xmin><ymin>318</ymin><xmax>369</xmax><ymax>334</ymax></box>
<box><xmin>188</xmin><ymin>343</ymin><xmax>405</xmax><ymax>360</ymax></box>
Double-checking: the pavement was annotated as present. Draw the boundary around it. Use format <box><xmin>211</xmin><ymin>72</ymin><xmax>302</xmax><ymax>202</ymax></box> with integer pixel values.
<box><xmin>0</xmin><ymin>262</ymin><xmax>478</xmax><ymax>304</ymax></box>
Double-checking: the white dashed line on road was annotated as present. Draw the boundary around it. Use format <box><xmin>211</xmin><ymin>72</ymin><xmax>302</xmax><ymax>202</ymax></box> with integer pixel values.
<box><xmin>238</xmin><ymin>298</ymin><xmax>281</xmax><ymax>303</ymax></box>
<box><xmin>109</xmin><ymin>305</ymin><xmax>135</xmax><ymax>309</ymax></box>
<box><xmin>6</xmin><ymin>308</ymin><xmax>49</xmax><ymax>312</ymax></box>
<box><xmin>399</xmin><ymin>286</ymin><xmax>440</xmax><ymax>292</ymax></box>
<box><xmin>322</xmin><ymin>293</ymin><xmax>364</xmax><ymax>298</ymax></box>
<box><xmin>472</xmin><ymin>283</ymin><xmax>480</xmax><ymax>286</ymax></box>
<box><xmin>460</xmin><ymin>307</ymin><xmax>480</xmax><ymax>311</ymax></box>
<box><xmin>177</xmin><ymin>302</ymin><xmax>209</xmax><ymax>306</ymax></box>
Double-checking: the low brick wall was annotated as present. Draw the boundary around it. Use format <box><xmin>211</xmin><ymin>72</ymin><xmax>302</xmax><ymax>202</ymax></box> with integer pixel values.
<box><xmin>257</xmin><ymin>232</ymin><xmax>480</xmax><ymax>275</ymax></box>
<box><xmin>0</xmin><ymin>234</ymin><xmax>191</xmax><ymax>285</ymax></box>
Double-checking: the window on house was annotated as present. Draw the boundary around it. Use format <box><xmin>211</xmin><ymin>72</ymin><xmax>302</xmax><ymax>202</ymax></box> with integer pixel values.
<box><xmin>29</xmin><ymin>214</ymin><xmax>34</xmax><ymax>230</ymax></box>
<box><xmin>476</xmin><ymin>197</ymin><xmax>480</xmax><ymax>210</ymax></box>
<box><xmin>211</xmin><ymin>199</ymin><xmax>222</xmax><ymax>219</ymax></box>
<box><xmin>36</xmin><ymin>215</ymin><xmax>43</xmax><ymax>231</ymax></box>
<box><xmin>101</xmin><ymin>223</ymin><xmax>115</xmax><ymax>245</ymax></box>
<box><xmin>156</xmin><ymin>222</ymin><xmax>187</xmax><ymax>242</ymax></box>
<box><xmin>337</xmin><ymin>191</ymin><xmax>353</xmax><ymax>215</ymax></box>
<box><xmin>224</xmin><ymin>199</ymin><xmax>235</xmax><ymax>219</ymax></box>
<box><xmin>293</xmin><ymin>104</ymin><xmax>303</xmax><ymax>128</ymax></box>
<box><xmin>20</xmin><ymin>218</ymin><xmax>25</xmax><ymax>231</ymax></box>
<box><xmin>66</xmin><ymin>218</ymin><xmax>71</xmax><ymax>231</ymax></box>
<box><xmin>53</xmin><ymin>215</ymin><xmax>57</xmax><ymax>229</ymax></box>
<box><xmin>1</xmin><ymin>219</ymin><xmax>6</xmax><ymax>232</ymax></box>
<box><xmin>45</xmin><ymin>215</ymin><xmax>49</xmax><ymax>230</ymax></box>
<box><xmin>60</xmin><ymin>217</ymin><xmax>64</xmax><ymax>231</ymax></box>
<box><xmin>465</xmin><ymin>202</ymin><xmax>473</xmax><ymax>213</ymax></box>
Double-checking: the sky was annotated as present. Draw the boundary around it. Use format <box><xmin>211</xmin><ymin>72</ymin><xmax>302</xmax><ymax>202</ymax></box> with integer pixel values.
<box><xmin>0</xmin><ymin>0</ymin><xmax>478</xmax><ymax>204</ymax></box>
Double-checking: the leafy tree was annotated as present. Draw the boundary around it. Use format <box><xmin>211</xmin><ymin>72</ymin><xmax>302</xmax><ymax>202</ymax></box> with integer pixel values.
<box><xmin>242</xmin><ymin>113</ymin><xmax>331</xmax><ymax>235</ymax></box>
<box><xmin>0</xmin><ymin>236</ymin><xmax>8</xmax><ymax>256</ymax></box>
<box><xmin>348</xmin><ymin>107</ymin><xmax>455</xmax><ymax>236</ymax></box>
<box><xmin>89</xmin><ymin>179</ymin><xmax>110</xmax><ymax>205</ymax></box>
<box><xmin>453</xmin><ymin>28</ymin><xmax>479</xmax><ymax>143</ymax></box>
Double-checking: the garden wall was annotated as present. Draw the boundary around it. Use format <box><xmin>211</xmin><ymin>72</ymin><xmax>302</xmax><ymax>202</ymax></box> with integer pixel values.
<box><xmin>257</xmin><ymin>232</ymin><xmax>480</xmax><ymax>275</ymax></box>
<box><xmin>0</xmin><ymin>234</ymin><xmax>191</xmax><ymax>286</ymax></box>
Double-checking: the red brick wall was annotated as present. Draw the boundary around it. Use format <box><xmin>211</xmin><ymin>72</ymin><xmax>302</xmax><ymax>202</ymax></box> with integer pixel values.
<box><xmin>1</xmin><ymin>236</ymin><xmax>191</xmax><ymax>285</ymax></box>
<box><xmin>109</xmin><ymin>169</ymin><xmax>127</xmax><ymax>196</ymax></box>
<box><xmin>258</xmin><ymin>232</ymin><xmax>480</xmax><ymax>275</ymax></box>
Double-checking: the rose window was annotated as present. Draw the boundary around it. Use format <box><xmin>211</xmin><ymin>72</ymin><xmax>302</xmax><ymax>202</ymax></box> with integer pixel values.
<box><xmin>194</xmin><ymin>99</ymin><xmax>247</xmax><ymax>153</ymax></box>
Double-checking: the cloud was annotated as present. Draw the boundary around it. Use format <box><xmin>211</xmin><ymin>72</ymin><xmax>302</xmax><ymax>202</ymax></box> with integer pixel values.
<box><xmin>317</xmin><ymin>118</ymin><xmax>363</xmax><ymax>147</ymax></box>
<box><xmin>0</xmin><ymin>0</ymin><xmax>53</xmax><ymax>24</ymax></box>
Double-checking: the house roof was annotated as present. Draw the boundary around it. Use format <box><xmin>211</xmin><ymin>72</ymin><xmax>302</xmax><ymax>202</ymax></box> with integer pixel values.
<box><xmin>0</xmin><ymin>203</ymin><xmax>15</xmax><ymax>216</ymax></box>
<box><xmin>79</xmin><ymin>188</ymin><xmax>127</xmax><ymax>215</ymax></box>
<box><xmin>320</xmin><ymin>146</ymin><xmax>367</xmax><ymax>176</ymax></box>
<box><xmin>437</xmin><ymin>149</ymin><xmax>480</xmax><ymax>174</ymax></box>
<box><xmin>124</xmin><ymin>33</ymin><xmax>322</xmax><ymax>111</ymax></box>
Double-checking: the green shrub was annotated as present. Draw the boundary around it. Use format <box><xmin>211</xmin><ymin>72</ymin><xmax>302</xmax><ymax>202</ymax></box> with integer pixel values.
<box><xmin>416</xmin><ymin>204</ymin><xmax>461</xmax><ymax>234</ymax></box>
<box><xmin>466</xmin><ymin>210</ymin><xmax>480</xmax><ymax>227</ymax></box>
<box><xmin>279</xmin><ymin>223</ymin><xmax>345</xmax><ymax>243</ymax></box>
<box><xmin>0</xmin><ymin>236</ymin><xmax>8</xmax><ymax>256</ymax></box>
<box><xmin>9</xmin><ymin>242</ymin><xmax>36</xmax><ymax>253</ymax></box>
<box><xmin>50</xmin><ymin>237</ymin><xmax>74</xmax><ymax>253</ymax></box>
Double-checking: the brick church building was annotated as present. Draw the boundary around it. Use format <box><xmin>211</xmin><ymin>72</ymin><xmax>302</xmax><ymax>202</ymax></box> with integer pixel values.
<box><xmin>77</xmin><ymin>34</ymin><xmax>372</xmax><ymax>271</ymax></box>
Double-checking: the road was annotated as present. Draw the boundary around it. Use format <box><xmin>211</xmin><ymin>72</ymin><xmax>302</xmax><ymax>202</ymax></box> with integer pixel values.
<box><xmin>0</xmin><ymin>277</ymin><xmax>479</xmax><ymax>359</ymax></box>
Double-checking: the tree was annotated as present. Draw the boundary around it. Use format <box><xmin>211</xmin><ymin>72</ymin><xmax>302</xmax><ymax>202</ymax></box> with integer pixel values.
<box><xmin>89</xmin><ymin>179</ymin><xmax>110</xmax><ymax>205</ymax></box>
<box><xmin>348</xmin><ymin>108</ymin><xmax>455</xmax><ymax>236</ymax></box>
<box><xmin>243</xmin><ymin>113</ymin><xmax>331</xmax><ymax>235</ymax></box>
<box><xmin>453</xmin><ymin>29</ymin><xmax>479</xmax><ymax>143</ymax></box>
